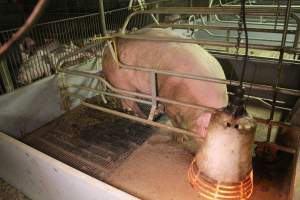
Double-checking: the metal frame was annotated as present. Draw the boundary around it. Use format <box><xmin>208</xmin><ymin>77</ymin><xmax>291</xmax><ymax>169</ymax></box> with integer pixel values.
<box><xmin>58</xmin><ymin>4</ymin><xmax>300</xmax><ymax>146</ymax></box>
<box><xmin>58</xmin><ymin>4</ymin><xmax>300</xmax><ymax>199</ymax></box>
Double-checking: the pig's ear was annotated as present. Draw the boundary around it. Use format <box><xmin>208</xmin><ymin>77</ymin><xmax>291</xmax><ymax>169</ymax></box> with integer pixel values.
<box><xmin>196</xmin><ymin>112</ymin><xmax>212</xmax><ymax>137</ymax></box>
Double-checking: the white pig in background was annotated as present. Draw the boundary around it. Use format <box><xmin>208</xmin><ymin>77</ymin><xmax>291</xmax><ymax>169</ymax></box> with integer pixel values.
<box><xmin>102</xmin><ymin>28</ymin><xmax>228</xmax><ymax>140</ymax></box>
<box><xmin>18</xmin><ymin>40</ymin><xmax>95</xmax><ymax>84</ymax></box>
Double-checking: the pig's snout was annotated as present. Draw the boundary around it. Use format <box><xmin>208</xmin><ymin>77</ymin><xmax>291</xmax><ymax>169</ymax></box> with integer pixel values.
<box><xmin>195</xmin><ymin>112</ymin><xmax>213</xmax><ymax>138</ymax></box>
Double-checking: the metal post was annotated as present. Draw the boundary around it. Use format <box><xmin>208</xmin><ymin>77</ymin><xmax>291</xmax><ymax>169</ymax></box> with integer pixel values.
<box><xmin>155</xmin><ymin>3</ymin><xmax>159</xmax><ymax>23</ymax></box>
<box><xmin>98</xmin><ymin>0</ymin><xmax>107</xmax><ymax>36</ymax></box>
<box><xmin>148</xmin><ymin>72</ymin><xmax>158</xmax><ymax>121</ymax></box>
<box><xmin>267</xmin><ymin>0</ymin><xmax>293</xmax><ymax>142</ymax></box>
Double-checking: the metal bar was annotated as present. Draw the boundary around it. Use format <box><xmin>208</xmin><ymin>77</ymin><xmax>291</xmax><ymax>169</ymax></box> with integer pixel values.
<box><xmin>120</xmin><ymin>8</ymin><xmax>300</xmax><ymax>48</ymax></box>
<box><xmin>60</xmin><ymin>69</ymin><xmax>215</xmax><ymax>112</ymax></box>
<box><xmin>254</xmin><ymin>141</ymin><xmax>296</xmax><ymax>154</ymax></box>
<box><xmin>114</xmin><ymin>58</ymin><xmax>300</xmax><ymax>97</ymax></box>
<box><xmin>148</xmin><ymin>72</ymin><xmax>158</xmax><ymax>120</ymax></box>
<box><xmin>62</xmin><ymin>95</ymin><xmax>299</xmax><ymax>155</ymax></box>
<box><xmin>267</xmin><ymin>0</ymin><xmax>293</xmax><ymax>142</ymax></box>
<box><xmin>66</xmin><ymin>83</ymin><xmax>152</xmax><ymax>106</ymax></box>
<box><xmin>117</xmin><ymin>34</ymin><xmax>295</xmax><ymax>52</ymax></box>
<box><xmin>219</xmin><ymin>4</ymin><xmax>300</xmax><ymax>9</ymax></box>
<box><xmin>59</xmin><ymin>68</ymin><xmax>151</xmax><ymax>99</ymax></box>
<box><xmin>59</xmin><ymin>69</ymin><xmax>300</xmax><ymax>132</ymax></box>
<box><xmin>81</xmin><ymin>101</ymin><xmax>203</xmax><ymax>140</ymax></box>
<box><xmin>60</xmin><ymin>64</ymin><xmax>300</xmax><ymax>99</ymax></box>
<box><xmin>135</xmin><ymin>7</ymin><xmax>299</xmax><ymax>15</ymax></box>
<box><xmin>98</xmin><ymin>0</ymin><xmax>107</xmax><ymax>36</ymax></box>
<box><xmin>211</xmin><ymin>51</ymin><xmax>300</xmax><ymax>65</ymax></box>
<box><xmin>152</xmin><ymin>23</ymin><xmax>297</xmax><ymax>34</ymax></box>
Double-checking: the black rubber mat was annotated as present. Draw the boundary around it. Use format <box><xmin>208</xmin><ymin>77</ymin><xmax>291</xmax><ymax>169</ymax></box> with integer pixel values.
<box><xmin>22</xmin><ymin>101</ymin><xmax>154</xmax><ymax>180</ymax></box>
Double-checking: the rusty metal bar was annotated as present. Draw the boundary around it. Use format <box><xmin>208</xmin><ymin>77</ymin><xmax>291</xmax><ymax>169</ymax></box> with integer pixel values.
<box><xmin>254</xmin><ymin>141</ymin><xmax>296</xmax><ymax>154</ymax></box>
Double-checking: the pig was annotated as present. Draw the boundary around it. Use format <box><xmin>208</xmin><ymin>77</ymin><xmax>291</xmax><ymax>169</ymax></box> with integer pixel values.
<box><xmin>102</xmin><ymin>28</ymin><xmax>228</xmax><ymax>139</ymax></box>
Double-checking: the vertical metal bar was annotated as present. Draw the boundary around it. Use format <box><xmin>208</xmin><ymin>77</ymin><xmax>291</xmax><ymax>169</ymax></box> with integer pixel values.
<box><xmin>53</xmin><ymin>19</ymin><xmax>59</xmax><ymax>42</ymax></box>
<box><xmin>95</xmin><ymin>13</ymin><xmax>101</xmax><ymax>35</ymax></box>
<box><xmin>9</xmin><ymin>44</ymin><xmax>19</xmax><ymax>85</ymax></box>
<box><xmin>91</xmin><ymin>15</ymin><xmax>97</xmax><ymax>38</ymax></box>
<box><xmin>292</xmin><ymin>16</ymin><xmax>300</xmax><ymax>48</ymax></box>
<box><xmin>148</xmin><ymin>71</ymin><xmax>158</xmax><ymax>121</ymax></box>
<box><xmin>0</xmin><ymin>51</ymin><xmax>14</xmax><ymax>92</ymax></box>
<box><xmin>155</xmin><ymin>3</ymin><xmax>159</xmax><ymax>24</ymax></box>
<box><xmin>5</xmin><ymin>31</ymin><xmax>18</xmax><ymax>87</ymax></box>
<box><xmin>71</xmin><ymin>18</ymin><xmax>78</xmax><ymax>44</ymax></box>
<box><xmin>267</xmin><ymin>0</ymin><xmax>293</xmax><ymax>142</ymax></box>
<box><xmin>98</xmin><ymin>0</ymin><xmax>107</xmax><ymax>36</ymax></box>
<box><xmin>35</xmin><ymin>28</ymin><xmax>44</xmax><ymax>82</ymax></box>
<box><xmin>83</xmin><ymin>16</ymin><xmax>89</xmax><ymax>42</ymax></box>
<box><xmin>48</xmin><ymin>22</ymin><xmax>56</xmax><ymax>71</ymax></box>
<box><xmin>226</xmin><ymin>29</ymin><xmax>230</xmax><ymax>52</ymax></box>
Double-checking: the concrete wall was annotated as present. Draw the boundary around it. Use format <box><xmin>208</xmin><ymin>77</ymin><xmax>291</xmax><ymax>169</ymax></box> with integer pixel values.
<box><xmin>0</xmin><ymin>132</ymin><xmax>138</xmax><ymax>200</ymax></box>
<box><xmin>0</xmin><ymin>75</ymin><xmax>63</xmax><ymax>138</ymax></box>
<box><xmin>0</xmin><ymin>57</ymin><xmax>101</xmax><ymax>138</ymax></box>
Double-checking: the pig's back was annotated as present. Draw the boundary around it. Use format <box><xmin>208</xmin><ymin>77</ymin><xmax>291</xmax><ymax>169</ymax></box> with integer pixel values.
<box><xmin>118</xmin><ymin>28</ymin><xmax>225</xmax><ymax>79</ymax></box>
<box><xmin>103</xmin><ymin>28</ymin><xmax>228</xmax><ymax>108</ymax></box>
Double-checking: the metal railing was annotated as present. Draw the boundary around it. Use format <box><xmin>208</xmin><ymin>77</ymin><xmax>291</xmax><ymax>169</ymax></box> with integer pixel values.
<box><xmin>0</xmin><ymin>4</ymin><xmax>159</xmax><ymax>95</ymax></box>
<box><xmin>59</xmin><ymin>6</ymin><xmax>300</xmax><ymax>140</ymax></box>
<box><xmin>54</xmin><ymin>3</ymin><xmax>300</xmax><ymax>199</ymax></box>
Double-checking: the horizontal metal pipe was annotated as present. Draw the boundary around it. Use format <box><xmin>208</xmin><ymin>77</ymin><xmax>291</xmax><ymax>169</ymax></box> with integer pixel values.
<box><xmin>121</xmin><ymin>8</ymin><xmax>300</xmax><ymax>33</ymax></box>
<box><xmin>60</xmin><ymin>68</ymin><xmax>292</xmax><ymax>112</ymax></box>
<box><xmin>61</xmin><ymin>69</ymin><xmax>216</xmax><ymax>111</ymax></box>
<box><xmin>66</xmin><ymin>84</ymin><xmax>152</xmax><ymax>105</ymax></box>
<box><xmin>152</xmin><ymin>23</ymin><xmax>297</xmax><ymax>34</ymax></box>
<box><xmin>138</xmin><ymin>7</ymin><xmax>298</xmax><ymax>15</ymax></box>
<box><xmin>81</xmin><ymin>100</ymin><xmax>298</xmax><ymax>154</ymax></box>
<box><xmin>219</xmin><ymin>5</ymin><xmax>300</xmax><ymax>9</ymax></box>
<box><xmin>116</xmin><ymin>62</ymin><xmax>300</xmax><ymax>97</ymax></box>
<box><xmin>211</xmin><ymin>51</ymin><xmax>300</xmax><ymax>65</ymax></box>
<box><xmin>117</xmin><ymin>34</ymin><xmax>290</xmax><ymax>52</ymax></box>
<box><xmin>121</xmin><ymin>7</ymin><xmax>300</xmax><ymax>51</ymax></box>
<box><xmin>60</xmin><ymin>62</ymin><xmax>300</xmax><ymax>99</ymax></box>
<box><xmin>61</xmin><ymin>71</ymin><xmax>300</xmax><ymax>133</ymax></box>
<box><xmin>63</xmin><ymin>91</ymin><xmax>299</xmax><ymax>155</ymax></box>
<box><xmin>254</xmin><ymin>141</ymin><xmax>296</xmax><ymax>154</ymax></box>
<box><xmin>59</xmin><ymin>68</ymin><xmax>153</xmax><ymax>99</ymax></box>
<box><xmin>254</xmin><ymin>117</ymin><xmax>300</xmax><ymax>132</ymax></box>
<box><xmin>81</xmin><ymin>101</ymin><xmax>204</xmax><ymax>141</ymax></box>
